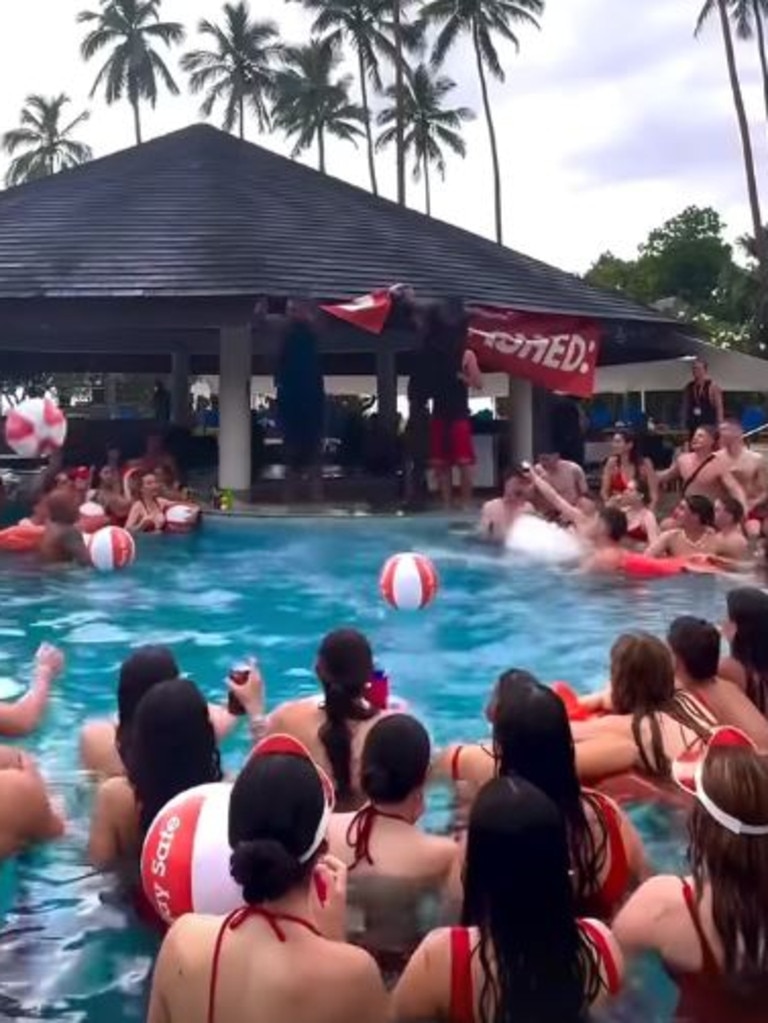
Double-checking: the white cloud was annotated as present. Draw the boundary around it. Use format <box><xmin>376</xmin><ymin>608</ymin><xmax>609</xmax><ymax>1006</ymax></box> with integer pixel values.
<box><xmin>1</xmin><ymin>0</ymin><xmax>766</xmax><ymax>274</ymax></box>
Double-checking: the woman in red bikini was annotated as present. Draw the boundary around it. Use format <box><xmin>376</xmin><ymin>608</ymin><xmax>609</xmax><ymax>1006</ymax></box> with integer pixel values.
<box><xmin>614</xmin><ymin>728</ymin><xmax>768</xmax><ymax>1023</ymax></box>
<box><xmin>615</xmin><ymin>479</ymin><xmax>659</xmax><ymax>546</ymax></box>
<box><xmin>437</xmin><ymin>671</ymin><xmax>646</xmax><ymax>919</ymax></box>
<box><xmin>88</xmin><ymin>677</ymin><xmax>223</xmax><ymax>875</ymax></box>
<box><xmin>327</xmin><ymin>714</ymin><xmax>456</xmax><ymax>970</ymax></box>
<box><xmin>719</xmin><ymin>588</ymin><xmax>768</xmax><ymax>716</ymax></box>
<box><xmin>125</xmin><ymin>472</ymin><xmax>170</xmax><ymax>533</ymax></box>
<box><xmin>393</xmin><ymin>775</ymin><xmax>623</xmax><ymax>1022</ymax></box>
<box><xmin>147</xmin><ymin>734</ymin><xmax>388</xmax><ymax>1023</ymax></box>
<box><xmin>600</xmin><ymin>431</ymin><xmax>659</xmax><ymax>511</ymax></box>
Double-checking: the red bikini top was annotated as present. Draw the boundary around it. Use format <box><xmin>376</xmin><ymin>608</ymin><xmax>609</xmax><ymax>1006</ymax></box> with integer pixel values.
<box><xmin>346</xmin><ymin>804</ymin><xmax>411</xmax><ymax>871</ymax></box>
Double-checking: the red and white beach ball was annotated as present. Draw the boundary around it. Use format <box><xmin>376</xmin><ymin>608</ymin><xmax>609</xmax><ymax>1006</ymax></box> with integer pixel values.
<box><xmin>164</xmin><ymin>503</ymin><xmax>201</xmax><ymax>534</ymax></box>
<box><xmin>140</xmin><ymin>782</ymin><xmax>242</xmax><ymax>925</ymax></box>
<box><xmin>4</xmin><ymin>398</ymin><xmax>67</xmax><ymax>458</ymax></box>
<box><xmin>78</xmin><ymin>501</ymin><xmax>109</xmax><ymax>534</ymax></box>
<box><xmin>380</xmin><ymin>552</ymin><xmax>439</xmax><ymax>611</ymax></box>
<box><xmin>87</xmin><ymin>526</ymin><xmax>135</xmax><ymax>572</ymax></box>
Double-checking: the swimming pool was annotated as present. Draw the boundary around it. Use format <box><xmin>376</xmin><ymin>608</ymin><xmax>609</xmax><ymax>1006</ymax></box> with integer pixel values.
<box><xmin>0</xmin><ymin>518</ymin><xmax>732</xmax><ymax>1021</ymax></box>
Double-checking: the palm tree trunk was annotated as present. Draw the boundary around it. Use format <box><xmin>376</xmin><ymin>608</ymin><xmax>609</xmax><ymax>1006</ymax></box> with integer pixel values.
<box><xmin>424</xmin><ymin>154</ymin><xmax>431</xmax><ymax>216</ymax></box>
<box><xmin>472</xmin><ymin>25</ymin><xmax>503</xmax><ymax>244</ymax></box>
<box><xmin>393</xmin><ymin>0</ymin><xmax>406</xmax><ymax>205</ymax></box>
<box><xmin>239</xmin><ymin>97</ymin><xmax>245</xmax><ymax>140</ymax></box>
<box><xmin>753</xmin><ymin>0</ymin><xmax>768</xmax><ymax>126</ymax></box>
<box><xmin>318</xmin><ymin>127</ymin><xmax>326</xmax><ymax>174</ymax></box>
<box><xmin>357</xmin><ymin>49</ymin><xmax>378</xmax><ymax>195</ymax></box>
<box><xmin>718</xmin><ymin>0</ymin><xmax>766</xmax><ymax>269</ymax></box>
<box><xmin>131</xmin><ymin>98</ymin><xmax>142</xmax><ymax>146</ymax></box>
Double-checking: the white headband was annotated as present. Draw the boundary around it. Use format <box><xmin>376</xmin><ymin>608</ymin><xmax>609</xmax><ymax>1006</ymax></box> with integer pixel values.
<box><xmin>694</xmin><ymin>761</ymin><xmax>768</xmax><ymax>836</ymax></box>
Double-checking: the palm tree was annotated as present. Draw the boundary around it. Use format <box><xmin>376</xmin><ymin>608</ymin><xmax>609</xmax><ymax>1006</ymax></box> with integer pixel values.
<box><xmin>181</xmin><ymin>2</ymin><xmax>280</xmax><ymax>140</ymax></box>
<box><xmin>376</xmin><ymin>64</ymin><xmax>473</xmax><ymax>215</ymax></box>
<box><xmin>731</xmin><ymin>0</ymin><xmax>768</xmax><ymax>127</ymax></box>
<box><xmin>2</xmin><ymin>94</ymin><xmax>92</xmax><ymax>188</ymax></box>
<box><xmin>423</xmin><ymin>0</ymin><xmax>542</xmax><ymax>244</ymax></box>
<box><xmin>78</xmin><ymin>0</ymin><xmax>185</xmax><ymax>145</ymax></box>
<box><xmin>697</xmin><ymin>0</ymin><xmax>766</xmax><ymax>271</ymax></box>
<box><xmin>271</xmin><ymin>36</ymin><xmax>364</xmax><ymax>173</ymax></box>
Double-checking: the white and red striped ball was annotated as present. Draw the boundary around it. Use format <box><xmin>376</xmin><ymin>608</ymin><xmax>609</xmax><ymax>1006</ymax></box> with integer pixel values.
<box><xmin>4</xmin><ymin>398</ymin><xmax>67</xmax><ymax>458</ymax></box>
<box><xmin>87</xmin><ymin>526</ymin><xmax>135</xmax><ymax>572</ymax></box>
<box><xmin>164</xmin><ymin>503</ymin><xmax>201</xmax><ymax>534</ymax></box>
<box><xmin>379</xmin><ymin>552</ymin><xmax>439</xmax><ymax>611</ymax></box>
<box><xmin>140</xmin><ymin>782</ymin><xmax>243</xmax><ymax>925</ymax></box>
<box><xmin>79</xmin><ymin>501</ymin><xmax>109</xmax><ymax>534</ymax></box>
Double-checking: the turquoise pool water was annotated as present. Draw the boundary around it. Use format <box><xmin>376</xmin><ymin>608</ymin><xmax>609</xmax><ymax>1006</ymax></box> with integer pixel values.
<box><xmin>0</xmin><ymin>518</ymin><xmax>732</xmax><ymax>1021</ymax></box>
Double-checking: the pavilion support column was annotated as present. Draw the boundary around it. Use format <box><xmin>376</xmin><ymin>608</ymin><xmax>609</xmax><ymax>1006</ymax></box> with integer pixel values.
<box><xmin>376</xmin><ymin>346</ymin><xmax>398</xmax><ymax>436</ymax></box>
<box><xmin>508</xmin><ymin>376</ymin><xmax>534</xmax><ymax>465</ymax></box>
<box><xmin>218</xmin><ymin>325</ymin><xmax>252</xmax><ymax>493</ymax></box>
<box><xmin>170</xmin><ymin>350</ymin><xmax>191</xmax><ymax>426</ymax></box>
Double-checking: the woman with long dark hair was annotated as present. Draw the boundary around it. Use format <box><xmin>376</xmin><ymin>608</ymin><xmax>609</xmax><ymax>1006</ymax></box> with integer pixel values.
<box><xmin>87</xmin><ymin>677</ymin><xmax>223</xmax><ymax>869</ymax></box>
<box><xmin>264</xmin><ymin>629</ymin><xmax>382</xmax><ymax>810</ymax></box>
<box><xmin>719</xmin><ymin>588</ymin><xmax>768</xmax><ymax>715</ymax></box>
<box><xmin>393</xmin><ymin>776</ymin><xmax>622</xmax><ymax>1022</ymax></box>
<box><xmin>147</xmin><ymin>734</ymin><xmax>388</xmax><ymax>1023</ymax></box>
<box><xmin>438</xmin><ymin>671</ymin><xmax>646</xmax><ymax>919</ymax></box>
<box><xmin>600</xmin><ymin>430</ymin><xmax>658</xmax><ymax>510</ymax></box>
<box><xmin>614</xmin><ymin>729</ymin><xmax>768</xmax><ymax>1022</ymax></box>
<box><xmin>79</xmin><ymin>645</ymin><xmax>233</xmax><ymax>777</ymax></box>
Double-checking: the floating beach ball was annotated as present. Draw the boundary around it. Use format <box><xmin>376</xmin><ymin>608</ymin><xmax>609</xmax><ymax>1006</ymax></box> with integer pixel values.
<box><xmin>87</xmin><ymin>526</ymin><xmax>135</xmax><ymax>572</ymax></box>
<box><xmin>4</xmin><ymin>398</ymin><xmax>67</xmax><ymax>458</ymax></box>
<box><xmin>380</xmin><ymin>552</ymin><xmax>439</xmax><ymax>611</ymax></box>
<box><xmin>141</xmin><ymin>783</ymin><xmax>242</xmax><ymax>925</ymax></box>
<box><xmin>78</xmin><ymin>501</ymin><xmax>109</xmax><ymax>534</ymax></box>
<box><xmin>164</xmin><ymin>503</ymin><xmax>201</xmax><ymax>534</ymax></box>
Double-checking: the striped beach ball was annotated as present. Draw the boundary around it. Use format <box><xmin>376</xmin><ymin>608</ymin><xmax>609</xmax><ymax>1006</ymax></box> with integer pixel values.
<box><xmin>87</xmin><ymin>526</ymin><xmax>136</xmax><ymax>572</ymax></box>
<box><xmin>140</xmin><ymin>783</ymin><xmax>242</xmax><ymax>925</ymax></box>
<box><xmin>4</xmin><ymin>398</ymin><xmax>67</xmax><ymax>458</ymax></box>
<box><xmin>164</xmin><ymin>503</ymin><xmax>201</xmax><ymax>534</ymax></box>
<box><xmin>380</xmin><ymin>552</ymin><xmax>439</xmax><ymax>611</ymax></box>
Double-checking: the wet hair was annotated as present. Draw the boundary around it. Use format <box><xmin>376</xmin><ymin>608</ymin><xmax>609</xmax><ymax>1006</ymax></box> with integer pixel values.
<box><xmin>491</xmin><ymin>670</ymin><xmax>608</xmax><ymax>913</ymax></box>
<box><xmin>668</xmin><ymin>616</ymin><xmax>720</xmax><ymax>683</ymax></box>
<box><xmin>47</xmin><ymin>489</ymin><xmax>79</xmax><ymax>526</ymax></box>
<box><xmin>361</xmin><ymin>714</ymin><xmax>430</xmax><ymax>803</ymax></box>
<box><xmin>229</xmin><ymin>750</ymin><xmax>326</xmax><ymax>904</ymax></box>
<box><xmin>689</xmin><ymin>745</ymin><xmax>768</xmax><ymax>997</ymax></box>
<box><xmin>610</xmin><ymin>633</ymin><xmax>712</xmax><ymax>776</ymax></box>
<box><xmin>126</xmin><ymin>677</ymin><xmax>222</xmax><ymax>836</ymax></box>
<box><xmin>727</xmin><ymin>588</ymin><xmax>768</xmax><ymax>713</ymax></box>
<box><xmin>316</xmin><ymin>629</ymin><xmax>376</xmax><ymax>806</ymax></box>
<box><xmin>685</xmin><ymin>494</ymin><xmax>715</xmax><ymax>528</ymax></box>
<box><xmin>462</xmin><ymin>776</ymin><xmax>604</xmax><ymax>1023</ymax></box>
<box><xmin>115</xmin><ymin>646</ymin><xmax>180</xmax><ymax>763</ymax></box>
<box><xmin>599</xmin><ymin>506</ymin><xmax>628</xmax><ymax>542</ymax></box>
<box><xmin>719</xmin><ymin>495</ymin><xmax>745</xmax><ymax>526</ymax></box>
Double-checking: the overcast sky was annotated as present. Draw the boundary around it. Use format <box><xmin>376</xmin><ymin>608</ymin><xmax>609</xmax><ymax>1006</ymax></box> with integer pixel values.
<box><xmin>1</xmin><ymin>0</ymin><xmax>766</xmax><ymax>273</ymax></box>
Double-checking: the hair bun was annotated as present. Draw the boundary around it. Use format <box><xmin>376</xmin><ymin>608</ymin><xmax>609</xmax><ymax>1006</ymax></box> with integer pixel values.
<box><xmin>230</xmin><ymin>838</ymin><xmax>304</xmax><ymax>903</ymax></box>
<box><xmin>362</xmin><ymin>764</ymin><xmax>390</xmax><ymax>801</ymax></box>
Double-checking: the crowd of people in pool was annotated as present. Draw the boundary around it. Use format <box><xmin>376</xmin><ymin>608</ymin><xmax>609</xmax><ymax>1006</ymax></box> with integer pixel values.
<box><xmin>2</xmin><ymin>592</ymin><xmax>768</xmax><ymax>1022</ymax></box>
<box><xmin>0</xmin><ymin>434</ymin><xmax>201</xmax><ymax>563</ymax></box>
<box><xmin>478</xmin><ymin>420</ymin><xmax>768</xmax><ymax>577</ymax></box>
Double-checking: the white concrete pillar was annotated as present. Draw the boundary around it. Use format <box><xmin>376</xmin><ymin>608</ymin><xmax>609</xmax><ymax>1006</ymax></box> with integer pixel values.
<box><xmin>171</xmin><ymin>350</ymin><xmax>191</xmax><ymax>426</ymax></box>
<box><xmin>508</xmin><ymin>376</ymin><xmax>534</xmax><ymax>465</ymax></box>
<box><xmin>218</xmin><ymin>326</ymin><xmax>252</xmax><ymax>492</ymax></box>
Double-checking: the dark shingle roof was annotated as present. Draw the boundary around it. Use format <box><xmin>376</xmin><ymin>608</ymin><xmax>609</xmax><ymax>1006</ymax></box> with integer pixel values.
<box><xmin>0</xmin><ymin>124</ymin><xmax>667</xmax><ymax>322</ymax></box>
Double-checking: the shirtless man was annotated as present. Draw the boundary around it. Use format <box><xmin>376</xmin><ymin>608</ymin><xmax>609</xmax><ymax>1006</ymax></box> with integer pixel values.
<box><xmin>659</xmin><ymin>426</ymin><xmax>746</xmax><ymax>510</ymax></box>
<box><xmin>713</xmin><ymin>497</ymin><xmax>750</xmax><ymax>562</ymax></box>
<box><xmin>645</xmin><ymin>494</ymin><xmax>720</xmax><ymax>559</ymax></box>
<box><xmin>533</xmin><ymin>451</ymin><xmax>588</xmax><ymax>511</ymax></box>
<box><xmin>38</xmin><ymin>490</ymin><xmax>90</xmax><ymax>566</ymax></box>
<box><xmin>477</xmin><ymin>469</ymin><xmax>534</xmax><ymax>542</ymax></box>
<box><xmin>717</xmin><ymin>418</ymin><xmax>768</xmax><ymax>530</ymax></box>
<box><xmin>0</xmin><ymin>748</ymin><xmax>64</xmax><ymax>860</ymax></box>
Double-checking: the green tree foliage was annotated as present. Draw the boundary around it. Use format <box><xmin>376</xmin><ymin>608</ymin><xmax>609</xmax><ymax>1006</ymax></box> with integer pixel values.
<box><xmin>585</xmin><ymin>206</ymin><xmax>761</xmax><ymax>351</ymax></box>
<box><xmin>1</xmin><ymin>95</ymin><xmax>92</xmax><ymax>188</ymax></box>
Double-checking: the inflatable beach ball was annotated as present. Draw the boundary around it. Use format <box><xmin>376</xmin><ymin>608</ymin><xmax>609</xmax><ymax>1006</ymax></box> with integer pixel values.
<box><xmin>4</xmin><ymin>397</ymin><xmax>67</xmax><ymax>458</ymax></box>
<box><xmin>164</xmin><ymin>503</ymin><xmax>201</xmax><ymax>534</ymax></box>
<box><xmin>87</xmin><ymin>526</ymin><xmax>135</xmax><ymax>572</ymax></box>
<box><xmin>79</xmin><ymin>502</ymin><xmax>109</xmax><ymax>535</ymax></box>
<box><xmin>141</xmin><ymin>782</ymin><xmax>243</xmax><ymax>925</ymax></box>
<box><xmin>380</xmin><ymin>552</ymin><xmax>439</xmax><ymax>611</ymax></box>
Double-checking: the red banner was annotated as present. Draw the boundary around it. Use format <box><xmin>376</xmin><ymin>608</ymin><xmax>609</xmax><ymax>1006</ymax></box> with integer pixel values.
<box><xmin>467</xmin><ymin>307</ymin><xmax>601</xmax><ymax>398</ymax></box>
<box><xmin>322</xmin><ymin>291</ymin><xmax>601</xmax><ymax>398</ymax></box>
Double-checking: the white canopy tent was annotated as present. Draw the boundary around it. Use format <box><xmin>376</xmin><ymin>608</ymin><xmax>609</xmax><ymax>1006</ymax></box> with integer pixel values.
<box><xmin>595</xmin><ymin>346</ymin><xmax>768</xmax><ymax>394</ymax></box>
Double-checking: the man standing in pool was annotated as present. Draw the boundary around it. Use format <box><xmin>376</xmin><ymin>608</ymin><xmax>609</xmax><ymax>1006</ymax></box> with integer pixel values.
<box><xmin>38</xmin><ymin>490</ymin><xmax>90</xmax><ymax>566</ymax></box>
<box><xmin>478</xmin><ymin>468</ymin><xmax>535</xmax><ymax>542</ymax></box>
<box><xmin>716</xmin><ymin>418</ymin><xmax>768</xmax><ymax>530</ymax></box>
<box><xmin>658</xmin><ymin>426</ymin><xmax>746</xmax><ymax>510</ymax></box>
